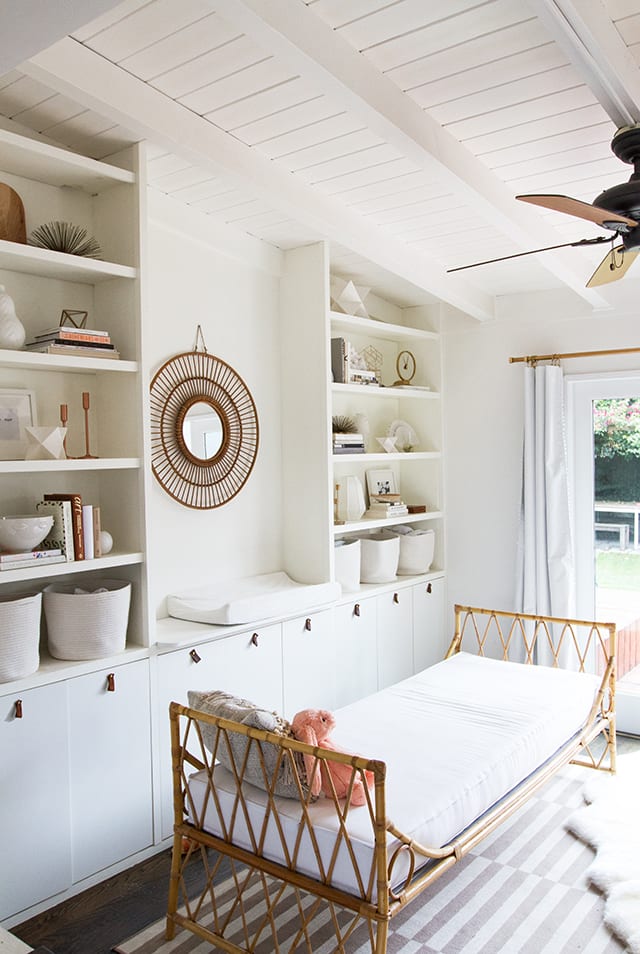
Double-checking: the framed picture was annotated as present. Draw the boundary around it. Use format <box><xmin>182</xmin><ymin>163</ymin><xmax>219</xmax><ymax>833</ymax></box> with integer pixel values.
<box><xmin>366</xmin><ymin>468</ymin><xmax>398</xmax><ymax>498</ymax></box>
<box><xmin>0</xmin><ymin>388</ymin><xmax>37</xmax><ymax>460</ymax></box>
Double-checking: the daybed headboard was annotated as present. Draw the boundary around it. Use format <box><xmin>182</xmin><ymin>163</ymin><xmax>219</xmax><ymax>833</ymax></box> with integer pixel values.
<box><xmin>448</xmin><ymin>604</ymin><xmax>616</xmax><ymax>746</ymax></box>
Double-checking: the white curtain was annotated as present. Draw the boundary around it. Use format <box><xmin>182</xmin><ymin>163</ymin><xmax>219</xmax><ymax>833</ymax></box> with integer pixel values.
<box><xmin>516</xmin><ymin>364</ymin><xmax>575</xmax><ymax>659</ymax></box>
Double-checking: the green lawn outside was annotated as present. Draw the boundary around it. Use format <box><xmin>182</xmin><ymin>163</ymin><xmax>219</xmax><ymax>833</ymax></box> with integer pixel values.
<box><xmin>596</xmin><ymin>550</ymin><xmax>640</xmax><ymax>590</ymax></box>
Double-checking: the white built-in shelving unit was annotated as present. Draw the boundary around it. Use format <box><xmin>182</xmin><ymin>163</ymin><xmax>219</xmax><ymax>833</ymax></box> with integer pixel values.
<box><xmin>0</xmin><ymin>126</ymin><xmax>149</xmax><ymax>657</ymax></box>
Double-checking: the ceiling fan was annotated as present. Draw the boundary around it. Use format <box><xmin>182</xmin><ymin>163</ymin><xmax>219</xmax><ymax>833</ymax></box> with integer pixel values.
<box><xmin>448</xmin><ymin>124</ymin><xmax>640</xmax><ymax>287</ymax></box>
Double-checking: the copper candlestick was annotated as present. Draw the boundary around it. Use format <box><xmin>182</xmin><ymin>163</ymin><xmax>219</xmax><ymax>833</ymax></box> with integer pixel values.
<box><xmin>59</xmin><ymin>403</ymin><xmax>73</xmax><ymax>459</ymax></box>
<box><xmin>79</xmin><ymin>391</ymin><xmax>97</xmax><ymax>459</ymax></box>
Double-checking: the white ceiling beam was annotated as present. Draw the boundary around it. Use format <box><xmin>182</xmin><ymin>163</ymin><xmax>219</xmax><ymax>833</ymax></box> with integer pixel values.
<box><xmin>528</xmin><ymin>0</ymin><xmax>640</xmax><ymax>128</ymax></box>
<box><xmin>212</xmin><ymin>0</ymin><xmax>607</xmax><ymax>310</ymax></box>
<box><xmin>23</xmin><ymin>36</ymin><xmax>496</xmax><ymax>321</ymax></box>
<box><xmin>0</xmin><ymin>0</ymin><xmax>124</xmax><ymax>74</ymax></box>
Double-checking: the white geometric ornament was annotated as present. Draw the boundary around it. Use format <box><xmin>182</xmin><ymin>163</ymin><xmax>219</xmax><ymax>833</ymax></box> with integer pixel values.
<box><xmin>330</xmin><ymin>278</ymin><xmax>370</xmax><ymax>318</ymax></box>
<box><xmin>25</xmin><ymin>425</ymin><xmax>67</xmax><ymax>460</ymax></box>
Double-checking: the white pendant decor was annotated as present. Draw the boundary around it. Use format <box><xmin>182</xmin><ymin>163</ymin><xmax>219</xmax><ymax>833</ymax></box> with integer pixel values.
<box><xmin>25</xmin><ymin>426</ymin><xmax>67</xmax><ymax>460</ymax></box>
<box><xmin>0</xmin><ymin>285</ymin><xmax>26</xmax><ymax>350</ymax></box>
<box><xmin>336</xmin><ymin>475</ymin><xmax>366</xmax><ymax>522</ymax></box>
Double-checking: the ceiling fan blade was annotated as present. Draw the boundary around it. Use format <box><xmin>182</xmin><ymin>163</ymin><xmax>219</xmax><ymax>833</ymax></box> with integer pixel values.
<box><xmin>586</xmin><ymin>245</ymin><xmax>640</xmax><ymax>287</ymax></box>
<box><xmin>517</xmin><ymin>194</ymin><xmax>637</xmax><ymax>230</ymax></box>
<box><xmin>447</xmin><ymin>235</ymin><xmax>610</xmax><ymax>273</ymax></box>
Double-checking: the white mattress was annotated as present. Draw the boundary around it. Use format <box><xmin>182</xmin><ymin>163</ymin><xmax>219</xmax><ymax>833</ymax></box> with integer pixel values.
<box><xmin>187</xmin><ymin>653</ymin><xmax>599</xmax><ymax>896</ymax></box>
<box><xmin>167</xmin><ymin>571</ymin><xmax>340</xmax><ymax>624</ymax></box>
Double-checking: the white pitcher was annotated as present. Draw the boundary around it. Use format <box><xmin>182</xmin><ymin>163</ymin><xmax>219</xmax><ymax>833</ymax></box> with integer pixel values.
<box><xmin>336</xmin><ymin>474</ymin><xmax>366</xmax><ymax>522</ymax></box>
<box><xmin>0</xmin><ymin>285</ymin><xmax>26</xmax><ymax>350</ymax></box>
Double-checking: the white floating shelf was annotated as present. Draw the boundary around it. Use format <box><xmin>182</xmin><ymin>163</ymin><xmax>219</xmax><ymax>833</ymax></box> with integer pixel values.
<box><xmin>329</xmin><ymin>312</ymin><xmax>439</xmax><ymax>342</ymax></box>
<box><xmin>333</xmin><ymin>451</ymin><xmax>441</xmax><ymax>463</ymax></box>
<box><xmin>0</xmin><ymin>550</ymin><xmax>143</xmax><ymax>583</ymax></box>
<box><xmin>0</xmin><ymin>239</ymin><xmax>136</xmax><ymax>283</ymax></box>
<box><xmin>0</xmin><ymin>127</ymin><xmax>135</xmax><ymax>192</ymax></box>
<box><xmin>0</xmin><ymin>458</ymin><xmax>141</xmax><ymax>474</ymax></box>
<box><xmin>0</xmin><ymin>348</ymin><xmax>137</xmax><ymax>373</ymax></box>
<box><xmin>333</xmin><ymin>511</ymin><xmax>443</xmax><ymax>534</ymax></box>
<box><xmin>332</xmin><ymin>383</ymin><xmax>439</xmax><ymax>399</ymax></box>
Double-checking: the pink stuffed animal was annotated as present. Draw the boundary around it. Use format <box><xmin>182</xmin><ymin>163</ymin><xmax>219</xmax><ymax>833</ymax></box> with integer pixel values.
<box><xmin>291</xmin><ymin>708</ymin><xmax>374</xmax><ymax>806</ymax></box>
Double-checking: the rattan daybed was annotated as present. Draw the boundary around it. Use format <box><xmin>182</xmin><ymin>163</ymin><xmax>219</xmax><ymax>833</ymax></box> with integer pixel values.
<box><xmin>166</xmin><ymin>604</ymin><xmax>616</xmax><ymax>954</ymax></box>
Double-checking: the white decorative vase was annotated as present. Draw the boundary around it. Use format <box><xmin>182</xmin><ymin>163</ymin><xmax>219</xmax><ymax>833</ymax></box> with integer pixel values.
<box><xmin>0</xmin><ymin>285</ymin><xmax>26</xmax><ymax>350</ymax></box>
<box><xmin>336</xmin><ymin>475</ymin><xmax>366</xmax><ymax>522</ymax></box>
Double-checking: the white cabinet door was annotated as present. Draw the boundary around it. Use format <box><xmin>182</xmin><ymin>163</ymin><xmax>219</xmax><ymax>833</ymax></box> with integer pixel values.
<box><xmin>412</xmin><ymin>578</ymin><xmax>446</xmax><ymax>672</ymax></box>
<box><xmin>377</xmin><ymin>586</ymin><xmax>413</xmax><ymax>689</ymax></box>
<box><xmin>334</xmin><ymin>598</ymin><xmax>377</xmax><ymax>707</ymax></box>
<box><xmin>282</xmin><ymin>609</ymin><xmax>336</xmax><ymax>718</ymax></box>
<box><xmin>0</xmin><ymin>683</ymin><xmax>71</xmax><ymax>920</ymax></box>
<box><xmin>156</xmin><ymin>625</ymin><xmax>283</xmax><ymax>841</ymax></box>
<box><xmin>67</xmin><ymin>659</ymin><xmax>153</xmax><ymax>884</ymax></box>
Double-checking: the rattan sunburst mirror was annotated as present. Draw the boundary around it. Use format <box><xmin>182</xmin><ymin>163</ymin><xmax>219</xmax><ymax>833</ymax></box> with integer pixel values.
<box><xmin>150</xmin><ymin>334</ymin><xmax>259</xmax><ymax>509</ymax></box>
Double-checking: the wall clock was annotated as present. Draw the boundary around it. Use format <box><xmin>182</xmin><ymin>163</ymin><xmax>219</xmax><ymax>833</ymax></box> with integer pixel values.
<box><xmin>393</xmin><ymin>350</ymin><xmax>416</xmax><ymax>387</ymax></box>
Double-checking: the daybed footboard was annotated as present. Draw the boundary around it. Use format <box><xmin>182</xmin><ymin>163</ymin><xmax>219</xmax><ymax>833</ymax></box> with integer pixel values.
<box><xmin>166</xmin><ymin>605</ymin><xmax>616</xmax><ymax>954</ymax></box>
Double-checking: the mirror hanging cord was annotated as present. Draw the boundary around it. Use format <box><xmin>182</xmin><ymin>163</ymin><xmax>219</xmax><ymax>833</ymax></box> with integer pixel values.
<box><xmin>194</xmin><ymin>324</ymin><xmax>208</xmax><ymax>353</ymax></box>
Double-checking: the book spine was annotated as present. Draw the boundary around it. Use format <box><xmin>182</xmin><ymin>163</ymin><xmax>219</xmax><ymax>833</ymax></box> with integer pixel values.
<box><xmin>35</xmin><ymin>331</ymin><xmax>111</xmax><ymax>344</ymax></box>
<box><xmin>0</xmin><ymin>548</ymin><xmax>62</xmax><ymax>562</ymax></box>
<box><xmin>82</xmin><ymin>504</ymin><xmax>94</xmax><ymax>560</ymax></box>
<box><xmin>92</xmin><ymin>506</ymin><xmax>102</xmax><ymax>558</ymax></box>
<box><xmin>28</xmin><ymin>338</ymin><xmax>115</xmax><ymax>349</ymax></box>
<box><xmin>330</xmin><ymin>337</ymin><xmax>347</xmax><ymax>384</ymax></box>
<box><xmin>43</xmin><ymin>494</ymin><xmax>84</xmax><ymax>560</ymax></box>
<box><xmin>0</xmin><ymin>554</ymin><xmax>66</xmax><ymax>570</ymax></box>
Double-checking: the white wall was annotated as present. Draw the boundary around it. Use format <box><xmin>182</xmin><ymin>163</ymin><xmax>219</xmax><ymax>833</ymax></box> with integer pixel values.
<box><xmin>145</xmin><ymin>193</ymin><xmax>284</xmax><ymax>619</ymax></box>
<box><xmin>443</xmin><ymin>289</ymin><xmax>640</xmax><ymax>620</ymax></box>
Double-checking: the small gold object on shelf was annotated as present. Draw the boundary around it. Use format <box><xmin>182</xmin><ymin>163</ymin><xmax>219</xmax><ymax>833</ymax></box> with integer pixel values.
<box><xmin>392</xmin><ymin>349</ymin><xmax>416</xmax><ymax>387</ymax></box>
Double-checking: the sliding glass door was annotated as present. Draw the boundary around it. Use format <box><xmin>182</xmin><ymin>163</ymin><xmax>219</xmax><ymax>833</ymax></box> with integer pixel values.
<box><xmin>568</xmin><ymin>372</ymin><xmax>640</xmax><ymax>735</ymax></box>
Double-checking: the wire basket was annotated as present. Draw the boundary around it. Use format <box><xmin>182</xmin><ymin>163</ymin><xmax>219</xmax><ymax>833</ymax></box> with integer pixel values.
<box><xmin>43</xmin><ymin>579</ymin><xmax>131</xmax><ymax>660</ymax></box>
<box><xmin>0</xmin><ymin>591</ymin><xmax>42</xmax><ymax>682</ymax></box>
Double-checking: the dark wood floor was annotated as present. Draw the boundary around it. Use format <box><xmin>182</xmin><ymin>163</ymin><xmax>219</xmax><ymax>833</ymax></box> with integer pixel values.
<box><xmin>13</xmin><ymin>734</ymin><xmax>639</xmax><ymax>954</ymax></box>
<box><xmin>13</xmin><ymin>845</ymin><xmax>228</xmax><ymax>954</ymax></box>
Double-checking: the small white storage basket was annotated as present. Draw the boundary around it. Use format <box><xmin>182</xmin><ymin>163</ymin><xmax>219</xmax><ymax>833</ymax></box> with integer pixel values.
<box><xmin>43</xmin><ymin>579</ymin><xmax>131</xmax><ymax>660</ymax></box>
<box><xmin>334</xmin><ymin>538</ymin><xmax>361</xmax><ymax>593</ymax></box>
<box><xmin>359</xmin><ymin>533</ymin><xmax>399</xmax><ymax>584</ymax></box>
<box><xmin>391</xmin><ymin>527</ymin><xmax>436</xmax><ymax>575</ymax></box>
<box><xmin>0</xmin><ymin>591</ymin><xmax>41</xmax><ymax>682</ymax></box>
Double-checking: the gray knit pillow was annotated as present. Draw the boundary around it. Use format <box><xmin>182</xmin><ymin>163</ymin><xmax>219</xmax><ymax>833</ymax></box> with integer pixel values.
<box><xmin>187</xmin><ymin>690</ymin><xmax>305</xmax><ymax>799</ymax></box>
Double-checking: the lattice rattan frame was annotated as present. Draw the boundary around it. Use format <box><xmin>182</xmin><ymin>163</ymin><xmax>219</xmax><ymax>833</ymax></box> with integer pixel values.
<box><xmin>150</xmin><ymin>349</ymin><xmax>259</xmax><ymax>509</ymax></box>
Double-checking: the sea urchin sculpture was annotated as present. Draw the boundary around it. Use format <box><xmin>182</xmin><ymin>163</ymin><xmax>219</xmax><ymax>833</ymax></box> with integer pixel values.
<box><xmin>28</xmin><ymin>221</ymin><xmax>102</xmax><ymax>259</ymax></box>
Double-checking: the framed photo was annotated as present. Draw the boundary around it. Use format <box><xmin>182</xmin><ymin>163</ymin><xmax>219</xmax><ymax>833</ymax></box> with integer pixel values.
<box><xmin>0</xmin><ymin>388</ymin><xmax>37</xmax><ymax>460</ymax></box>
<box><xmin>366</xmin><ymin>468</ymin><xmax>398</xmax><ymax>498</ymax></box>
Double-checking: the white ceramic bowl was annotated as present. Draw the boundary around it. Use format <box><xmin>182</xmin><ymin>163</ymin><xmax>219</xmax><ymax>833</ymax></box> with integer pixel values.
<box><xmin>0</xmin><ymin>514</ymin><xmax>54</xmax><ymax>552</ymax></box>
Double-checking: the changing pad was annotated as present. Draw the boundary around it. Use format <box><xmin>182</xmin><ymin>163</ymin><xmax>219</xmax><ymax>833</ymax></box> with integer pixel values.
<box><xmin>167</xmin><ymin>571</ymin><xmax>341</xmax><ymax>625</ymax></box>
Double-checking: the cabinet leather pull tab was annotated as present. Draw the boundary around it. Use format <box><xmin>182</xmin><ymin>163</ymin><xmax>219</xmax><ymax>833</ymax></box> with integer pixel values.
<box><xmin>14</xmin><ymin>699</ymin><xmax>23</xmax><ymax>719</ymax></box>
<box><xmin>426</xmin><ymin>582</ymin><xmax>432</xmax><ymax>594</ymax></box>
<box><xmin>106</xmin><ymin>673</ymin><xmax>116</xmax><ymax>692</ymax></box>
<box><xmin>189</xmin><ymin>648</ymin><xmax>202</xmax><ymax>663</ymax></box>
<box><xmin>251</xmin><ymin>632</ymin><xmax>259</xmax><ymax>647</ymax></box>
<box><xmin>354</xmin><ymin>603</ymin><xmax>361</xmax><ymax>617</ymax></box>
<box><xmin>305</xmin><ymin>618</ymin><xmax>312</xmax><ymax>631</ymax></box>
<box><xmin>393</xmin><ymin>592</ymin><xmax>399</xmax><ymax>604</ymax></box>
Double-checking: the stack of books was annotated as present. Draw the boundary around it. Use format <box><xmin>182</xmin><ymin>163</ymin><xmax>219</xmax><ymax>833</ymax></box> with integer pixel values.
<box><xmin>333</xmin><ymin>432</ymin><xmax>365</xmax><ymax>454</ymax></box>
<box><xmin>36</xmin><ymin>494</ymin><xmax>103</xmax><ymax>561</ymax></box>
<box><xmin>25</xmin><ymin>325</ymin><xmax>120</xmax><ymax>359</ymax></box>
<box><xmin>366</xmin><ymin>493</ymin><xmax>409</xmax><ymax>518</ymax></box>
<box><xmin>0</xmin><ymin>548</ymin><xmax>66</xmax><ymax>571</ymax></box>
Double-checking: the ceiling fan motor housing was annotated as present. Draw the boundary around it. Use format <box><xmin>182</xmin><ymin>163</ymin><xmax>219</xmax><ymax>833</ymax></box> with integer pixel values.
<box><xmin>591</xmin><ymin>126</ymin><xmax>640</xmax><ymax>247</ymax></box>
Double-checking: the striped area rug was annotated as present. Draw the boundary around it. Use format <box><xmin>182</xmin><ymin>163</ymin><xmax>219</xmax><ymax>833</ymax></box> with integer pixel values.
<box><xmin>114</xmin><ymin>766</ymin><xmax>624</xmax><ymax>954</ymax></box>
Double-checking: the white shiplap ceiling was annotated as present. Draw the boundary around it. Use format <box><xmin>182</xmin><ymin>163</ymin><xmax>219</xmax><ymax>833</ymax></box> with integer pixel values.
<box><xmin>2</xmin><ymin>0</ymin><xmax>640</xmax><ymax>318</ymax></box>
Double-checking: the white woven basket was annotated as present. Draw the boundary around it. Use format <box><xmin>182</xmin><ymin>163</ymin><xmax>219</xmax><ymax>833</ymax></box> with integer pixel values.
<box><xmin>43</xmin><ymin>579</ymin><xmax>131</xmax><ymax>660</ymax></box>
<box><xmin>0</xmin><ymin>591</ymin><xmax>42</xmax><ymax>683</ymax></box>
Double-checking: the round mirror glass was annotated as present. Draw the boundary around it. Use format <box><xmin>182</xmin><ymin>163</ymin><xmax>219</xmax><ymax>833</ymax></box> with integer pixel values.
<box><xmin>181</xmin><ymin>400</ymin><xmax>224</xmax><ymax>461</ymax></box>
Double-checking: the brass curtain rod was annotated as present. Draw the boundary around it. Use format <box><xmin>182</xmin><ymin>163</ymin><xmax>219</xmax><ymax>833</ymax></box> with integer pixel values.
<box><xmin>509</xmin><ymin>346</ymin><xmax>640</xmax><ymax>364</ymax></box>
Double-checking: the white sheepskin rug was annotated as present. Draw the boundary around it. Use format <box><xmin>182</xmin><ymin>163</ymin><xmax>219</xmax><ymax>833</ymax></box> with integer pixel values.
<box><xmin>566</xmin><ymin>749</ymin><xmax>640</xmax><ymax>953</ymax></box>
